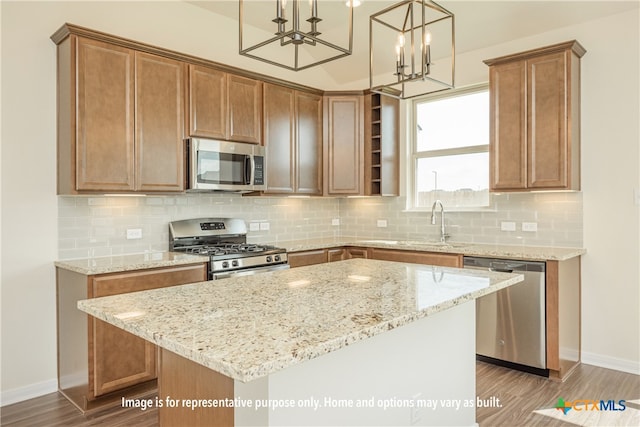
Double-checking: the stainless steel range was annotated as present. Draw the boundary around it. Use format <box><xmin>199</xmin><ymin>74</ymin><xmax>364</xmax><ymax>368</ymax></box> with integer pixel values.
<box><xmin>169</xmin><ymin>218</ymin><xmax>288</xmax><ymax>280</ymax></box>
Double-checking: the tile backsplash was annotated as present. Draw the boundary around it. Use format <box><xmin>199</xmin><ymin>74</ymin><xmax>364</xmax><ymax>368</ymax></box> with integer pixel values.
<box><xmin>58</xmin><ymin>194</ymin><xmax>340</xmax><ymax>260</ymax></box>
<box><xmin>58</xmin><ymin>192</ymin><xmax>582</xmax><ymax>259</ymax></box>
<box><xmin>340</xmin><ymin>192</ymin><xmax>583</xmax><ymax>247</ymax></box>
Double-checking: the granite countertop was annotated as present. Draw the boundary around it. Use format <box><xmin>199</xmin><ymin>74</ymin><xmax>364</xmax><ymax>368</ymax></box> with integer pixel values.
<box><xmin>78</xmin><ymin>258</ymin><xmax>523</xmax><ymax>383</ymax></box>
<box><xmin>277</xmin><ymin>237</ymin><xmax>586</xmax><ymax>261</ymax></box>
<box><xmin>55</xmin><ymin>252</ymin><xmax>209</xmax><ymax>275</ymax></box>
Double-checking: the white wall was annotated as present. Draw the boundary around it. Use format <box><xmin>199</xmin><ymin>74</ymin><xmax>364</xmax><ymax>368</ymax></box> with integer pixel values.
<box><xmin>1</xmin><ymin>1</ymin><xmax>638</xmax><ymax>405</ymax></box>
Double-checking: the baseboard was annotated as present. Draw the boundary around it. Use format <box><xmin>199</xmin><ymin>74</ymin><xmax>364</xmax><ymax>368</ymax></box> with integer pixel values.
<box><xmin>581</xmin><ymin>351</ymin><xmax>640</xmax><ymax>375</ymax></box>
<box><xmin>0</xmin><ymin>378</ymin><xmax>58</xmax><ymax>407</ymax></box>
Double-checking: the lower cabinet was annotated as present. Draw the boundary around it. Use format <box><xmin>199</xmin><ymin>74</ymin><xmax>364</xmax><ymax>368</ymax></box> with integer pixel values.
<box><xmin>288</xmin><ymin>246</ymin><xmax>460</xmax><ymax>268</ymax></box>
<box><xmin>288</xmin><ymin>246</ymin><xmax>370</xmax><ymax>268</ymax></box>
<box><xmin>369</xmin><ymin>248</ymin><xmax>462</xmax><ymax>267</ymax></box>
<box><xmin>56</xmin><ymin>263</ymin><xmax>207</xmax><ymax>412</ymax></box>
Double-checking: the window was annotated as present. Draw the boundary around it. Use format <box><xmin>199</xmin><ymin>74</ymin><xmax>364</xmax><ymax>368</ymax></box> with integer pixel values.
<box><xmin>409</xmin><ymin>84</ymin><xmax>490</xmax><ymax>210</ymax></box>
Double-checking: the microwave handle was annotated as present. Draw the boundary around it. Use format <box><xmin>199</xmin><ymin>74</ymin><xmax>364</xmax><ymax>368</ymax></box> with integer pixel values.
<box><xmin>244</xmin><ymin>156</ymin><xmax>252</xmax><ymax>185</ymax></box>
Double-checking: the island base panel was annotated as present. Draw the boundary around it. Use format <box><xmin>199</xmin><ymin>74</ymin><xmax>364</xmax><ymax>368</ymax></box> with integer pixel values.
<box><xmin>158</xmin><ymin>348</ymin><xmax>234</xmax><ymax>426</ymax></box>
<box><xmin>237</xmin><ymin>301</ymin><xmax>476</xmax><ymax>426</ymax></box>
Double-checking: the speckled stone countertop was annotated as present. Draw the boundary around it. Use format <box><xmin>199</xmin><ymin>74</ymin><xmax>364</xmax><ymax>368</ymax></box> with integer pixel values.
<box><xmin>277</xmin><ymin>237</ymin><xmax>586</xmax><ymax>261</ymax></box>
<box><xmin>78</xmin><ymin>258</ymin><xmax>523</xmax><ymax>383</ymax></box>
<box><xmin>55</xmin><ymin>252</ymin><xmax>209</xmax><ymax>275</ymax></box>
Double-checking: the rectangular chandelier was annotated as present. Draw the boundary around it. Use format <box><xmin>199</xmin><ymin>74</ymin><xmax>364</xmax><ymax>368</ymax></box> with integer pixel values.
<box><xmin>239</xmin><ymin>0</ymin><xmax>354</xmax><ymax>72</ymax></box>
<box><xmin>369</xmin><ymin>0</ymin><xmax>455</xmax><ymax>99</ymax></box>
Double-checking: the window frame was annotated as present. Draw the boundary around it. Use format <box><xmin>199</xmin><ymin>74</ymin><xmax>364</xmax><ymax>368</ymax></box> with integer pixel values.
<box><xmin>406</xmin><ymin>83</ymin><xmax>493</xmax><ymax>212</ymax></box>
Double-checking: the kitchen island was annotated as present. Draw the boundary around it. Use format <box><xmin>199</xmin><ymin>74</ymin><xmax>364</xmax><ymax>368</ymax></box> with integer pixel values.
<box><xmin>77</xmin><ymin>258</ymin><xmax>523</xmax><ymax>426</ymax></box>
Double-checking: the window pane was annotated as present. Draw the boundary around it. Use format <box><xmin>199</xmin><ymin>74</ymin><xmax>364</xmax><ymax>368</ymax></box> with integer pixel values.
<box><xmin>415</xmin><ymin>152</ymin><xmax>489</xmax><ymax>208</ymax></box>
<box><xmin>416</xmin><ymin>91</ymin><xmax>489</xmax><ymax>152</ymax></box>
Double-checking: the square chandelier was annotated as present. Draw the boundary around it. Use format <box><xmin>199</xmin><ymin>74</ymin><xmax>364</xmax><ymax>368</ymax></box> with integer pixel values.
<box><xmin>370</xmin><ymin>0</ymin><xmax>455</xmax><ymax>99</ymax></box>
<box><xmin>239</xmin><ymin>0</ymin><xmax>354</xmax><ymax>72</ymax></box>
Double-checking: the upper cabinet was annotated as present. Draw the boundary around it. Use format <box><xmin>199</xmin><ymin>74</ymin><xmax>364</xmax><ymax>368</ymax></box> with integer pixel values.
<box><xmin>55</xmin><ymin>34</ymin><xmax>185</xmax><ymax>194</ymax></box>
<box><xmin>262</xmin><ymin>83</ymin><xmax>322</xmax><ymax>195</ymax></box>
<box><xmin>188</xmin><ymin>65</ymin><xmax>262</xmax><ymax>144</ymax></box>
<box><xmin>485</xmin><ymin>40</ymin><xmax>586</xmax><ymax>192</ymax></box>
<box><xmin>323</xmin><ymin>94</ymin><xmax>364</xmax><ymax>196</ymax></box>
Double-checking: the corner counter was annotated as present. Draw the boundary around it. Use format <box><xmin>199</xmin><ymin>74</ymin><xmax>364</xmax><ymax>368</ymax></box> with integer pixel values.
<box><xmin>78</xmin><ymin>258</ymin><xmax>523</xmax><ymax>426</ymax></box>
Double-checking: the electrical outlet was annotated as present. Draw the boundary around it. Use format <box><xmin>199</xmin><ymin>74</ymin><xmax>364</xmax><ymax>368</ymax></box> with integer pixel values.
<box><xmin>249</xmin><ymin>222</ymin><xmax>260</xmax><ymax>232</ymax></box>
<box><xmin>501</xmin><ymin>221</ymin><xmax>516</xmax><ymax>231</ymax></box>
<box><xmin>377</xmin><ymin>219</ymin><xmax>388</xmax><ymax>228</ymax></box>
<box><xmin>522</xmin><ymin>222</ymin><xmax>538</xmax><ymax>232</ymax></box>
<box><xmin>259</xmin><ymin>222</ymin><xmax>270</xmax><ymax>231</ymax></box>
<box><xmin>332</xmin><ymin>218</ymin><xmax>340</xmax><ymax>226</ymax></box>
<box><xmin>126</xmin><ymin>228</ymin><xmax>142</xmax><ymax>239</ymax></box>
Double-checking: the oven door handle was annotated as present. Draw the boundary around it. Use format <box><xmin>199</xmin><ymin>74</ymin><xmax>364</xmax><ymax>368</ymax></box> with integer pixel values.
<box><xmin>212</xmin><ymin>263</ymin><xmax>290</xmax><ymax>280</ymax></box>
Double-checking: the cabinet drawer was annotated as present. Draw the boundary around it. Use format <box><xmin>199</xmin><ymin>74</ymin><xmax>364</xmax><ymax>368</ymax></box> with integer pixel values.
<box><xmin>91</xmin><ymin>264</ymin><xmax>206</xmax><ymax>297</ymax></box>
<box><xmin>369</xmin><ymin>248</ymin><xmax>460</xmax><ymax>267</ymax></box>
<box><xmin>288</xmin><ymin>250</ymin><xmax>328</xmax><ymax>268</ymax></box>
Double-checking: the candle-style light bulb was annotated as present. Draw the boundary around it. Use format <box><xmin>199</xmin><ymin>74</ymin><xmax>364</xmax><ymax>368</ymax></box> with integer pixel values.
<box><xmin>398</xmin><ymin>33</ymin><xmax>405</xmax><ymax>47</ymax></box>
<box><xmin>424</xmin><ymin>30</ymin><xmax>432</xmax><ymax>67</ymax></box>
<box><xmin>395</xmin><ymin>45</ymin><xmax>401</xmax><ymax>62</ymax></box>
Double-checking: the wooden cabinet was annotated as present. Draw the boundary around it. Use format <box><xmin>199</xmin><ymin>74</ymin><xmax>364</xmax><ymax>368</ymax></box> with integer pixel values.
<box><xmin>262</xmin><ymin>84</ymin><xmax>322</xmax><ymax>195</ymax></box>
<box><xmin>55</xmin><ymin>36</ymin><xmax>185</xmax><ymax>194</ymax></box>
<box><xmin>369</xmin><ymin>248</ymin><xmax>461</xmax><ymax>268</ymax></box>
<box><xmin>323</xmin><ymin>94</ymin><xmax>364</xmax><ymax>195</ymax></box>
<box><xmin>188</xmin><ymin>65</ymin><xmax>262</xmax><ymax>144</ymax></box>
<box><xmin>364</xmin><ymin>93</ymin><xmax>399</xmax><ymax>196</ymax></box>
<box><xmin>56</xmin><ymin>263</ymin><xmax>207</xmax><ymax>412</ymax></box>
<box><xmin>288</xmin><ymin>249</ymin><xmax>329</xmax><ymax>268</ymax></box>
<box><xmin>485</xmin><ymin>41</ymin><xmax>585</xmax><ymax>191</ymax></box>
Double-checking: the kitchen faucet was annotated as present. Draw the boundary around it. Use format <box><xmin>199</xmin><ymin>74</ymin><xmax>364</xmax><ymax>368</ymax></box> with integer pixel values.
<box><xmin>431</xmin><ymin>200</ymin><xmax>449</xmax><ymax>243</ymax></box>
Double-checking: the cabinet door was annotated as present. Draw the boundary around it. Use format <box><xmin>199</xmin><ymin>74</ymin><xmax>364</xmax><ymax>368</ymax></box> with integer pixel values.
<box><xmin>369</xmin><ymin>248</ymin><xmax>460</xmax><ymax>267</ymax></box>
<box><xmin>324</xmin><ymin>96</ymin><xmax>363</xmax><ymax>195</ymax></box>
<box><xmin>76</xmin><ymin>37</ymin><xmax>135</xmax><ymax>191</ymax></box>
<box><xmin>527</xmin><ymin>52</ymin><xmax>568</xmax><ymax>189</ymax></box>
<box><xmin>228</xmin><ymin>74</ymin><xmax>262</xmax><ymax>144</ymax></box>
<box><xmin>295</xmin><ymin>91</ymin><xmax>323</xmax><ymax>195</ymax></box>
<box><xmin>263</xmin><ymin>83</ymin><xmax>295</xmax><ymax>194</ymax></box>
<box><xmin>90</xmin><ymin>264</ymin><xmax>206</xmax><ymax>397</ymax></box>
<box><xmin>188</xmin><ymin>65</ymin><xmax>227</xmax><ymax>139</ymax></box>
<box><xmin>346</xmin><ymin>247</ymin><xmax>368</xmax><ymax>259</ymax></box>
<box><xmin>135</xmin><ymin>52</ymin><xmax>185</xmax><ymax>192</ymax></box>
<box><xmin>327</xmin><ymin>248</ymin><xmax>346</xmax><ymax>262</ymax></box>
<box><xmin>489</xmin><ymin>60</ymin><xmax>527</xmax><ymax>191</ymax></box>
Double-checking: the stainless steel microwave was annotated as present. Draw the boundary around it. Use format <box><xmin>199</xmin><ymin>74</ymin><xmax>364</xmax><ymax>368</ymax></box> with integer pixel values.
<box><xmin>186</xmin><ymin>138</ymin><xmax>265</xmax><ymax>193</ymax></box>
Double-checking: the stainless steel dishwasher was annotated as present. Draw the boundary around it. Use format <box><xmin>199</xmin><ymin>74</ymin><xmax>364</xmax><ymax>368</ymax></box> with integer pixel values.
<box><xmin>464</xmin><ymin>256</ymin><xmax>548</xmax><ymax>376</ymax></box>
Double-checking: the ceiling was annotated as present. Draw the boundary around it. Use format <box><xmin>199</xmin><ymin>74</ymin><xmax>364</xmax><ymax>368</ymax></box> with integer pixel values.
<box><xmin>189</xmin><ymin>1</ymin><xmax>639</xmax><ymax>86</ymax></box>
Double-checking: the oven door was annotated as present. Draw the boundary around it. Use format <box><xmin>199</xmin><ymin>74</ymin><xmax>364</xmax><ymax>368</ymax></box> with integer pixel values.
<box><xmin>211</xmin><ymin>263</ymin><xmax>290</xmax><ymax>280</ymax></box>
<box><xmin>187</xmin><ymin>138</ymin><xmax>265</xmax><ymax>192</ymax></box>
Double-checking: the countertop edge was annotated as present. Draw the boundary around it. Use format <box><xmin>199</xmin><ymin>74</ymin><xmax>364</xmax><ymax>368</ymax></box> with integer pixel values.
<box><xmin>55</xmin><ymin>253</ymin><xmax>209</xmax><ymax>275</ymax></box>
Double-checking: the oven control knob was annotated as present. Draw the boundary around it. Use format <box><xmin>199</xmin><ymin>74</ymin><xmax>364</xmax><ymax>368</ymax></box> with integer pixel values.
<box><xmin>274</xmin><ymin>255</ymin><xmax>281</xmax><ymax>262</ymax></box>
<box><xmin>232</xmin><ymin>260</ymin><xmax>239</xmax><ymax>267</ymax></box>
<box><xmin>222</xmin><ymin>261</ymin><xmax>229</xmax><ymax>269</ymax></box>
<box><xmin>266</xmin><ymin>256</ymin><xmax>273</xmax><ymax>263</ymax></box>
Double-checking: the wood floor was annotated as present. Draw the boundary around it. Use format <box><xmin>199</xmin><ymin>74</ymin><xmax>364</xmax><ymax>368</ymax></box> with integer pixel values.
<box><xmin>2</xmin><ymin>362</ymin><xmax>638</xmax><ymax>426</ymax></box>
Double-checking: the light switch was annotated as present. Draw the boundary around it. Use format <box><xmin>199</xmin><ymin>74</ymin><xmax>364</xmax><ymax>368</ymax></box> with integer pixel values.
<box><xmin>260</xmin><ymin>222</ymin><xmax>270</xmax><ymax>231</ymax></box>
<box><xmin>522</xmin><ymin>222</ymin><xmax>538</xmax><ymax>232</ymax></box>
<box><xmin>249</xmin><ymin>223</ymin><xmax>260</xmax><ymax>231</ymax></box>
<box><xmin>377</xmin><ymin>219</ymin><xmax>388</xmax><ymax>228</ymax></box>
<box><xmin>332</xmin><ymin>218</ymin><xmax>340</xmax><ymax>226</ymax></box>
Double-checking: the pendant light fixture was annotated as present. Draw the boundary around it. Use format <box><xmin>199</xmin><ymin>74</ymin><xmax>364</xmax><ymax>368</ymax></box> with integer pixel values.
<box><xmin>239</xmin><ymin>0</ymin><xmax>354</xmax><ymax>71</ymax></box>
<box><xmin>369</xmin><ymin>0</ymin><xmax>455</xmax><ymax>99</ymax></box>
